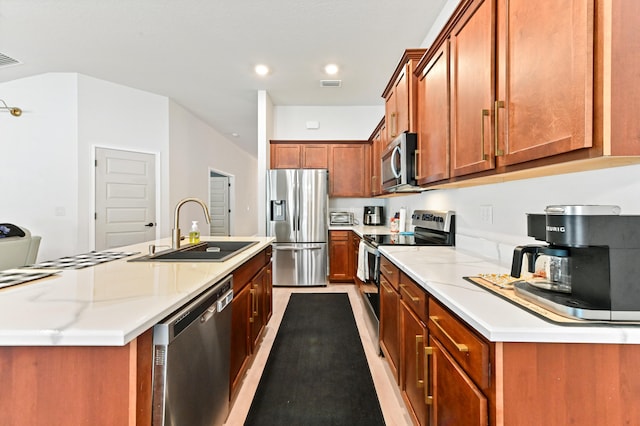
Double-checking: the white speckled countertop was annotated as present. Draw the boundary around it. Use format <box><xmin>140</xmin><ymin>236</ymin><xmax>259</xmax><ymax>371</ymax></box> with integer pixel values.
<box><xmin>379</xmin><ymin>245</ymin><xmax>640</xmax><ymax>344</ymax></box>
<box><xmin>0</xmin><ymin>236</ymin><xmax>274</xmax><ymax>347</ymax></box>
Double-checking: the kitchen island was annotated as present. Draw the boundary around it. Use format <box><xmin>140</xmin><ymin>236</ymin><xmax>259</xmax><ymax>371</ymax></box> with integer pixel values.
<box><xmin>0</xmin><ymin>236</ymin><xmax>274</xmax><ymax>426</ymax></box>
<box><xmin>379</xmin><ymin>245</ymin><xmax>640</xmax><ymax>426</ymax></box>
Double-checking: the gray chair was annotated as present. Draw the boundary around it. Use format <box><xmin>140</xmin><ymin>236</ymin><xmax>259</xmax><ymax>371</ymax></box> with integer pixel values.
<box><xmin>0</xmin><ymin>224</ymin><xmax>42</xmax><ymax>271</ymax></box>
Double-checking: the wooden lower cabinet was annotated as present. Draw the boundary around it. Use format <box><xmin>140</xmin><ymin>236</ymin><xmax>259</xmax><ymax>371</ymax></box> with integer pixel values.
<box><xmin>429</xmin><ymin>336</ymin><xmax>488</xmax><ymax>426</ymax></box>
<box><xmin>230</xmin><ymin>247</ymin><xmax>273</xmax><ymax>399</ymax></box>
<box><xmin>379</xmin><ymin>273</ymin><xmax>400</xmax><ymax>382</ymax></box>
<box><xmin>328</xmin><ymin>230</ymin><xmax>352</xmax><ymax>282</ymax></box>
<box><xmin>401</xmin><ymin>300</ymin><xmax>429</xmax><ymax>426</ymax></box>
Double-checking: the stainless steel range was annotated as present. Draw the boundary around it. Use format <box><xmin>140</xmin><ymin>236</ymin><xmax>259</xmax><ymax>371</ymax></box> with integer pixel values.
<box><xmin>359</xmin><ymin>210</ymin><xmax>455</xmax><ymax>324</ymax></box>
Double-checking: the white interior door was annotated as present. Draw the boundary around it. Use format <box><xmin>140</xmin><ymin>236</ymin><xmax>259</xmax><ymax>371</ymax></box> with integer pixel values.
<box><xmin>95</xmin><ymin>148</ymin><xmax>156</xmax><ymax>250</ymax></box>
<box><xmin>209</xmin><ymin>175</ymin><xmax>230</xmax><ymax>236</ymax></box>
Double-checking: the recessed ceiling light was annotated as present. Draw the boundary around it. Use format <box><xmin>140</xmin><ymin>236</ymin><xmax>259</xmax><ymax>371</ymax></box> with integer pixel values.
<box><xmin>324</xmin><ymin>64</ymin><xmax>339</xmax><ymax>75</ymax></box>
<box><xmin>231</xmin><ymin>132</ymin><xmax>239</xmax><ymax>137</ymax></box>
<box><xmin>255</xmin><ymin>64</ymin><xmax>269</xmax><ymax>76</ymax></box>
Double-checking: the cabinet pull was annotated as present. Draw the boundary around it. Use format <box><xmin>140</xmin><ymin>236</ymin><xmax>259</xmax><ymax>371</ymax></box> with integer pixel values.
<box><xmin>494</xmin><ymin>100</ymin><xmax>505</xmax><ymax>156</ymax></box>
<box><xmin>390</xmin><ymin>112</ymin><xmax>397</xmax><ymax>137</ymax></box>
<box><xmin>430</xmin><ymin>316</ymin><xmax>469</xmax><ymax>352</ymax></box>
<box><xmin>249</xmin><ymin>289</ymin><xmax>255</xmax><ymax>323</ymax></box>
<box><xmin>380</xmin><ymin>280</ymin><xmax>394</xmax><ymax>294</ymax></box>
<box><xmin>381</xmin><ymin>265</ymin><xmax>393</xmax><ymax>276</ymax></box>
<box><xmin>414</xmin><ymin>149</ymin><xmax>422</xmax><ymax>179</ymax></box>
<box><xmin>416</xmin><ymin>335</ymin><xmax>424</xmax><ymax>389</ymax></box>
<box><xmin>400</xmin><ymin>284</ymin><xmax>419</xmax><ymax>303</ymax></box>
<box><xmin>480</xmin><ymin>109</ymin><xmax>489</xmax><ymax>160</ymax></box>
<box><xmin>424</xmin><ymin>345</ymin><xmax>434</xmax><ymax>405</ymax></box>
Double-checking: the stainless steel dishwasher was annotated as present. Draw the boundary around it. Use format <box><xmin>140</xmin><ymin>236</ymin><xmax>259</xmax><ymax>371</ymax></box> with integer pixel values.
<box><xmin>152</xmin><ymin>275</ymin><xmax>234</xmax><ymax>426</ymax></box>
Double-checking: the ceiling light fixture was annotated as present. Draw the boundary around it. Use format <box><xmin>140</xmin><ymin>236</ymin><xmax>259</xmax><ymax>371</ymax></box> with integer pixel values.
<box><xmin>324</xmin><ymin>64</ymin><xmax>339</xmax><ymax>75</ymax></box>
<box><xmin>0</xmin><ymin>99</ymin><xmax>22</xmax><ymax>117</ymax></box>
<box><xmin>255</xmin><ymin>64</ymin><xmax>269</xmax><ymax>76</ymax></box>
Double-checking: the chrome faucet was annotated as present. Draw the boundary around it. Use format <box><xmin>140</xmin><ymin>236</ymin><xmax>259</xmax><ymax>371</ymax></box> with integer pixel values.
<box><xmin>172</xmin><ymin>197</ymin><xmax>211</xmax><ymax>249</ymax></box>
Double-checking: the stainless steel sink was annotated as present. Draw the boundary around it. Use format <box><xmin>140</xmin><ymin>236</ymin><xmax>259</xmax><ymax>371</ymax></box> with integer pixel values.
<box><xmin>130</xmin><ymin>241</ymin><xmax>259</xmax><ymax>262</ymax></box>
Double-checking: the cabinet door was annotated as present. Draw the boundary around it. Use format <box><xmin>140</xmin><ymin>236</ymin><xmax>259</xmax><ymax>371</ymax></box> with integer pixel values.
<box><xmin>401</xmin><ymin>301</ymin><xmax>429</xmax><ymax>426</ymax></box>
<box><xmin>395</xmin><ymin>66</ymin><xmax>410</xmax><ymax>137</ymax></box>
<box><xmin>450</xmin><ymin>0</ymin><xmax>495</xmax><ymax>177</ymax></box>
<box><xmin>416</xmin><ymin>41</ymin><xmax>450</xmax><ymax>185</ymax></box>
<box><xmin>495</xmin><ymin>0</ymin><xmax>594</xmax><ymax>166</ymax></box>
<box><xmin>301</xmin><ymin>144</ymin><xmax>329</xmax><ymax>169</ymax></box>
<box><xmin>370</xmin><ymin>124</ymin><xmax>385</xmax><ymax>196</ymax></box>
<box><xmin>271</xmin><ymin>144</ymin><xmax>301</xmax><ymax>169</ymax></box>
<box><xmin>328</xmin><ymin>231</ymin><xmax>351</xmax><ymax>281</ymax></box>
<box><xmin>329</xmin><ymin>144</ymin><xmax>371</xmax><ymax>197</ymax></box>
<box><xmin>380</xmin><ymin>274</ymin><xmax>400</xmax><ymax>382</ymax></box>
<box><xmin>429</xmin><ymin>336</ymin><xmax>488</xmax><ymax>426</ymax></box>
<box><xmin>385</xmin><ymin>89</ymin><xmax>398</xmax><ymax>142</ymax></box>
<box><xmin>250</xmin><ymin>267</ymin><xmax>267</xmax><ymax>351</ymax></box>
<box><xmin>230</xmin><ymin>283</ymin><xmax>251</xmax><ymax>397</ymax></box>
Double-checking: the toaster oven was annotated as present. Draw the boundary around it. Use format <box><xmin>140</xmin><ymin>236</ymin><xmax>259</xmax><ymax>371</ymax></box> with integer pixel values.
<box><xmin>329</xmin><ymin>212</ymin><xmax>354</xmax><ymax>226</ymax></box>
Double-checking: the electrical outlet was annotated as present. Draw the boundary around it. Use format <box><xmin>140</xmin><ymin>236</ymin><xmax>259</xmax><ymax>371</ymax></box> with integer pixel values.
<box><xmin>480</xmin><ymin>205</ymin><xmax>493</xmax><ymax>224</ymax></box>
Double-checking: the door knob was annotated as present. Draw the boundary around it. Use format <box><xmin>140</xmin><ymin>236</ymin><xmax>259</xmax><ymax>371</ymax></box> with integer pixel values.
<box><xmin>145</xmin><ymin>222</ymin><xmax>155</xmax><ymax>227</ymax></box>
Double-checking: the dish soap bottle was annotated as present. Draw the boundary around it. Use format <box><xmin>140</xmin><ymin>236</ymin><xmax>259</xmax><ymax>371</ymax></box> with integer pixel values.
<box><xmin>189</xmin><ymin>221</ymin><xmax>200</xmax><ymax>244</ymax></box>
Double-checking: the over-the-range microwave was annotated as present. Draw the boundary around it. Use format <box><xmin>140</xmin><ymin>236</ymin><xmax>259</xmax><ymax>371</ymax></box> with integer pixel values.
<box><xmin>381</xmin><ymin>132</ymin><xmax>422</xmax><ymax>192</ymax></box>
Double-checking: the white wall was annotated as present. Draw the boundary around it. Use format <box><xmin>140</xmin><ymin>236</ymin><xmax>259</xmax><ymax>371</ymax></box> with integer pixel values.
<box><xmin>273</xmin><ymin>105</ymin><xmax>383</xmax><ymax>140</ymax></box>
<box><xmin>1</xmin><ymin>72</ymin><xmax>259</xmax><ymax>261</ymax></box>
<box><xmin>168</xmin><ymin>101</ymin><xmax>259</xmax><ymax>237</ymax></box>
<box><xmin>386</xmin><ymin>164</ymin><xmax>640</xmax><ymax>267</ymax></box>
<box><xmin>77</xmin><ymin>74</ymin><xmax>170</xmax><ymax>245</ymax></box>
<box><xmin>0</xmin><ymin>74</ymin><xmax>79</xmax><ymax>261</ymax></box>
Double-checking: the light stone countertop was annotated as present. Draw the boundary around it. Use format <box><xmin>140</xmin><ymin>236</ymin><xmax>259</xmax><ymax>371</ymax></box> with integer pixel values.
<box><xmin>328</xmin><ymin>224</ymin><xmax>392</xmax><ymax>236</ymax></box>
<box><xmin>0</xmin><ymin>236</ymin><xmax>274</xmax><ymax>347</ymax></box>
<box><xmin>379</xmin><ymin>245</ymin><xmax>640</xmax><ymax>345</ymax></box>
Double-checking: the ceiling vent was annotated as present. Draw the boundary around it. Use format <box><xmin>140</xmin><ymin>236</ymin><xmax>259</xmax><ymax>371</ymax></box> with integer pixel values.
<box><xmin>0</xmin><ymin>53</ymin><xmax>20</xmax><ymax>68</ymax></box>
<box><xmin>320</xmin><ymin>79</ymin><xmax>342</xmax><ymax>88</ymax></box>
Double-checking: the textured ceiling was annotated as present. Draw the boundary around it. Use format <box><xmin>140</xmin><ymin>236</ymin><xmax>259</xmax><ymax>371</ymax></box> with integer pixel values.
<box><xmin>0</xmin><ymin>0</ymin><xmax>448</xmax><ymax>156</ymax></box>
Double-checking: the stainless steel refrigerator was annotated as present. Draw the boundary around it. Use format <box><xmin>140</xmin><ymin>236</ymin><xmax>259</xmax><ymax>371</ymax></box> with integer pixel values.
<box><xmin>267</xmin><ymin>169</ymin><xmax>328</xmax><ymax>286</ymax></box>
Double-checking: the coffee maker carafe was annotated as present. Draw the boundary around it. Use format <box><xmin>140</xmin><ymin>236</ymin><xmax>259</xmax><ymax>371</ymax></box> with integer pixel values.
<box><xmin>510</xmin><ymin>245</ymin><xmax>571</xmax><ymax>293</ymax></box>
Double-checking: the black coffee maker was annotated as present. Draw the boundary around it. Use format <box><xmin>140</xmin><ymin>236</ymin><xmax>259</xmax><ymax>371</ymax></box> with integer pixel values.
<box><xmin>510</xmin><ymin>205</ymin><xmax>640</xmax><ymax>321</ymax></box>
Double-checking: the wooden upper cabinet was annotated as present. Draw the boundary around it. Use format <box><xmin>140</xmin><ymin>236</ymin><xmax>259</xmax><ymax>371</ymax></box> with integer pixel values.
<box><xmin>369</xmin><ymin>118</ymin><xmax>385</xmax><ymax>196</ymax></box>
<box><xmin>449</xmin><ymin>0</ymin><xmax>495</xmax><ymax>178</ymax></box>
<box><xmin>329</xmin><ymin>143</ymin><xmax>371</xmax><ymax>197</ymax></box>
<box><xmin>495</xmin><ymin>0</ymin><xmax>594</xmax><ymax>166</ymax></box>
<box><xmin>301</xmin><ymin>144</ymin><xmax>329</xmax><ymax>169</ymax></box>
<box><xmin>271</xmin><ymin>144</ymin><xmax>302</xmax><ymax>168</ymax></box>
<box><xmin>383</xmin><ymin>49</ymin><xmax>426</xmax><ymax>144</ymax></box>
<box><xmin>415</xmin><ymin>40</ymin><xmax>451</xmax><ymax>185</ymax></box>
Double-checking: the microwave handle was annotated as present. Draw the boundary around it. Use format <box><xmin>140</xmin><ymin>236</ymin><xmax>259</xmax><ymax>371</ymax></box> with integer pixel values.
<box><xmin>390</xmin><ymin>145</ymin><xmax>401</xmax><ymax>179</ymax></box>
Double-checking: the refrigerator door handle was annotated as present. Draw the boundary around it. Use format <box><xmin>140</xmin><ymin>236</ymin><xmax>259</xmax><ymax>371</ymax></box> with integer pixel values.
<box><xmin>274</xmin><ymin>246</ymin><xmax>323</xmax><ymax>251</ymax></box>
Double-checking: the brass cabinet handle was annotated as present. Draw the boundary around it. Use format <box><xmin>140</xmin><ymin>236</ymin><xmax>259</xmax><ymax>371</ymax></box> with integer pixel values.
<box><xmin>381</xmin><ymin>265</ymin><xmax>394</xmax><ymax>276</ymax></box>
<box><xmin>391</xmin><ymin>112</ymin><xmax>398</xmax><ymax>137</ymax></box>
<box><xmin>424</xmin><ymin>345</ymin><xmax>434</xmax><ymax>405</ymax></box>
<box><xmin>380</xmin><ymin>279</ymin><xmax>394</xmax><ymax>294</ymax></box>
<box><xmin>416</xmin><ymin>335</ymin><xmax>424</xmax><ymax>389</ymax></box>
<box><xmin>400</xmin><ymin>284</ymin><xmax>420</xmax><ymax>303</ymax></box>
<box><xmin>494</xmin><ymin>100</ymin><xmax>505</xmax><ymax>156</ymax></box>
<box><xmin>480</xmin><ymin>109</ymin><xmax>489</xmax><ymax>160</ymax></box>
<box><xmin>249</xmin><ymin>289</ymin><xmax>255</xmax><ymax>323</ymax></box>
<box><xmin>429</xmin><ymin>315</ymin><xmax>469</xmax><ymax>352</ymax></box>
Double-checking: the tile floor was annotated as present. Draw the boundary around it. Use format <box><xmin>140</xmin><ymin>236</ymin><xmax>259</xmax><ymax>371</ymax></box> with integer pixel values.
<box><xmin>224</xmin><ymin>283</ymin><xmax>413</xmax><ymax>426</ymax></box>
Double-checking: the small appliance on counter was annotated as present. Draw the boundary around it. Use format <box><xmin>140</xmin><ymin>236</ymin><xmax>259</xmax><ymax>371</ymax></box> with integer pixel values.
<box><xmin>511</xmin><ymin>205</ymin><xmax>640</xmax><ymax>321</ymax></box>
<box><xmin>363</xmin><ymin>206</ymin><xmax>383</xmax><ymax>226</ymax></box>
<box><xmin>329</xmin><ymin>211</ymin><xmax>355</xmax><ymax>226</ymax></box>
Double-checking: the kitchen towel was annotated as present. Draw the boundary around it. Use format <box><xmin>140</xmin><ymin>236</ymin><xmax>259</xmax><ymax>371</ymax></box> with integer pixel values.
<box><xmin>356</xmin><ymin>240</ymin><xmax>369</xmax><ymax>281</ymax></box>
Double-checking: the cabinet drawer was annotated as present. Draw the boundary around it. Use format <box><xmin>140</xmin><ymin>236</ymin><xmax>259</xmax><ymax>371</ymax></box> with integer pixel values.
<box><xmin>330</xmin><ymin>230</ymin><xmax>350</xmax><ymax>241</ymax></box>
<box><xmin>399</xmin><ymin>272</ymin><xmax>427</xmax><ymax>323</ymax></box>
<box><xmin>428</xmin><ymin>299</ymin><xmax>490</xmax><ymax>389</ymax></box>
<box><xmin>379</xmin><ymin>256</ymin><xmax>399</xmax><ymax>290</ymax></box>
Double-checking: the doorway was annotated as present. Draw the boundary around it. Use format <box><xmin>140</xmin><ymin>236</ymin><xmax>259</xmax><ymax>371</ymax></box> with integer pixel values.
<box><xmin>95</xmin><ymin>147</ymin><xmax>157</xmax><ymax>250</ymax></box>
<box><xmin>209</xmin><ymin>170</ymin><xmax>231</xmax><ymax>236</ymax></box>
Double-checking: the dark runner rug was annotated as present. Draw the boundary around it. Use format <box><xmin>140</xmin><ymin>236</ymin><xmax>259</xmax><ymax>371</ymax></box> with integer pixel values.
<box><xmin>244</xmin><ymin>293</ymin><xmax>385</xmax><ymax>426</ymax></box>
